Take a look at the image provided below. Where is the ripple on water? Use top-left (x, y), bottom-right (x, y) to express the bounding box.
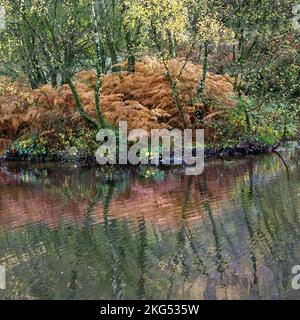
top-left (0, 151), bottom-right (300, 299)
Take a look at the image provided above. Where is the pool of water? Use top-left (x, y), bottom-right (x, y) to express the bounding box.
top-left (1, 149), bottom-right (300, 299)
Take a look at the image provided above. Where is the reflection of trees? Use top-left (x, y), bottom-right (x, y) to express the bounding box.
top-left (238, 155), bottom-right (300, 299)
top-left (240, 182), bottom-right (260, 298)
top-left (200, 178), bottom-right (226, 275)
top-left (167, 177), bottom-right (193, 298)
top-left (255, 186), bottom-right (289, 297)
top-left (85, 180), bottom-right (126, 299)
top-left (137, 215), bottom-right (147, 299)
top-left (199, 178), bottom-right (227, 299)
top-left (103, 183), bottom-right (125, 300)
top-left (1, 152), bottom-right (300, 299)
top-left (165, 176), bottom-right (210, 299)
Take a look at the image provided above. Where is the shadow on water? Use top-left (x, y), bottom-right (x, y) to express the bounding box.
top-left (1, 149), bottom-right (300, 299)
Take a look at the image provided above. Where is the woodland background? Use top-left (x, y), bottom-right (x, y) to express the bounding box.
top-left (0, 0), bottom-right (299, 159)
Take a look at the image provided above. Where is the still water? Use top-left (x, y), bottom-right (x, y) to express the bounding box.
top-left (1, 149), bottom-right (300, 300)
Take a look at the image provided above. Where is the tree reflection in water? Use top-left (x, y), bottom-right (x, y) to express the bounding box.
top-left (0, 150), bottom-right (300, 299)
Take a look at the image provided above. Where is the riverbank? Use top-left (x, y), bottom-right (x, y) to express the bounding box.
top-left (0, 140), bottom-right (276, 166)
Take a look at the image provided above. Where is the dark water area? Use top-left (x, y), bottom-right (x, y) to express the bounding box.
top-left (1, 149), bottom-right (300, 300)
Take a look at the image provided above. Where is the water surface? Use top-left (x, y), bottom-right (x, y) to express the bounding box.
top-left (1, 150), bottom-right (300, 299)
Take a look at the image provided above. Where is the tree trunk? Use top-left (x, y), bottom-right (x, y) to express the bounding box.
top-left (107, 35), bottom-right (119, 72)
top-left (67, 78), bottom-right (99, 129)
top-left (127, 54), bottom-right (135, 73)
top-left (125, 31), bottom-right (135, 73)
top-left (196, 42), bottom-right (208, 102)
top-left (167, 30), bottom-right (176, 58)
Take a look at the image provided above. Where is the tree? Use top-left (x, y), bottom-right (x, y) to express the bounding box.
top-left (123, 0), bottom-right (192, 127)
top-left (188, 0), bottom-right (227, 102)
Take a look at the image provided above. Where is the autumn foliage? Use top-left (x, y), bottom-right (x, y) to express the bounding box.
top-left (0, 58), bottom-right (236, 152)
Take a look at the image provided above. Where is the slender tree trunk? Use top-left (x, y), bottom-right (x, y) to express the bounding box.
top-left (106, 33), bottom-right (120, 72)
top-left (66, 78), bottom-right (99, 129)
top-left (297, 113), bottom-right (300, 147)
top-left (167, 30), bottom-right (176, 58)
top-left (163, 62), bottom-right (188, 128)
top-left (125, 31), bottom-right (135, 73)
top-left (94, 78), bottom-right (107, 129)
top-left (196, 42), bottom-right (208, 102)
top-left (127, 54), bottom-right (135, 73)
top-left (92, 0), bottom-right (107, 128)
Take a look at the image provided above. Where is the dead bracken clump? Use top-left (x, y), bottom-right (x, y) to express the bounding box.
top-left (0, 58), bottom-right (237, 145)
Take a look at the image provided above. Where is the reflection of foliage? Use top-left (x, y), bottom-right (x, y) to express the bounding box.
top-left (1, 152), bottom-right (300, 299)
